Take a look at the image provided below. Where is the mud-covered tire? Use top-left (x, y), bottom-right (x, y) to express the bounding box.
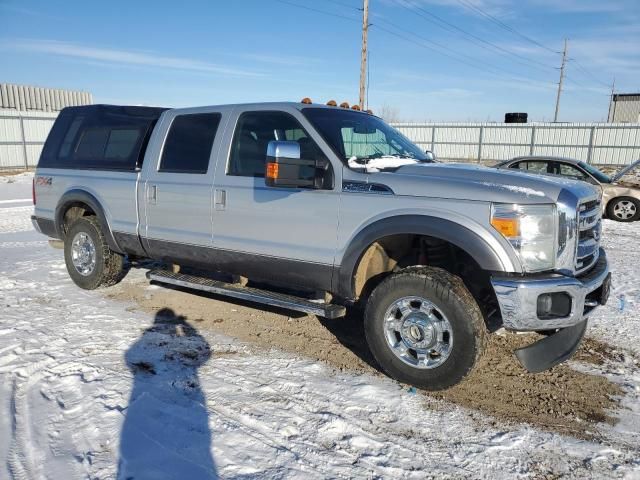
top-left (364, 266), bottom-right (486, 390)
top-left (606, 197), bottom-right (639, 222)
top-left (63, 216), bottom-right (126, 290)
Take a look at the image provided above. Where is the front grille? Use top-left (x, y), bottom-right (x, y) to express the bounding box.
top-left (576, 199), bottom-right (601, 274)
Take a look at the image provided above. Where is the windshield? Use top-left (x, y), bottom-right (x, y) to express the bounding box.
top-left (302, 107), bottom-right (428, 171)
top-left (578, 161), bottom-right (611, 183)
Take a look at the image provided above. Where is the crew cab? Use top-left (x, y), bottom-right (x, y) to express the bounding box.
top-left (31, 102), bottom-right (611, 390)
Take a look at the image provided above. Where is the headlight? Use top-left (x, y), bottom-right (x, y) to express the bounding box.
top-left (491, 203), bottom-right (557, 272)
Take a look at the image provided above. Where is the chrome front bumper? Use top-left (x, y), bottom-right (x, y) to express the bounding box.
top-left (491, 249), bottom-right (610, 331)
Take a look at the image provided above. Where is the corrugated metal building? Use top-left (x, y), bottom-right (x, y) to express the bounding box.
top-left (608, 93), bottom-right (640, 123)
top-left (0, 83), bottom-right (92, 112)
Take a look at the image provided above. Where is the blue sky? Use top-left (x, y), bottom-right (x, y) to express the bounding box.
top-left (1, 0), bottom-right (639, 122)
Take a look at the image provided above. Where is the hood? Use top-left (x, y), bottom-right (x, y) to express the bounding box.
top-left (373, 162), bottom-right (599, 204)
top-left (610, 158), bottom-right (640, 183)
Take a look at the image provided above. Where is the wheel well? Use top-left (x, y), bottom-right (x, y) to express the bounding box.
top-left (353, 234), bottom-right (500, 328)
top-left (61, 202), bottom-right (96, 237)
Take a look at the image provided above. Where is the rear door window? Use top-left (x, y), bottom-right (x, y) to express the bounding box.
top-left (511, 160), bottom-right (552, 174)
top-left (159, 113), bottom-right (221, 174)
top-left (524, 161), bottom-right (551, 174)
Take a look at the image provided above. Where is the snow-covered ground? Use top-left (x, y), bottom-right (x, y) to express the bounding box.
top-left (1, 173), bottom-right (640, 479)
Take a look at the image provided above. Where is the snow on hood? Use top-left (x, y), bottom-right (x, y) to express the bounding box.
top-left (347, 156), bottom-right (421, 172)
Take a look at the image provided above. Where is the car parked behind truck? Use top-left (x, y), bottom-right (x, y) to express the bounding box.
top-left (32, 101), bottom-right (611, 390)
top-left (496, 156), bottom-right (640, 222)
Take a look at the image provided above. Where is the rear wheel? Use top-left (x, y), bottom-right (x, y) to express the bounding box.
top-left (607, 197), bottom-right (639, 222)
top-left (64, 216), bottom-right (126, 290)
top-left (364, 266), bottom-right (486, 390)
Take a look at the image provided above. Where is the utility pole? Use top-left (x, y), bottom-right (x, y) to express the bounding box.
top-left (359, 0), bottom-right (369, 110)
top-left (553, 38), bottom-right (568, 122)
top-left (606, 77), bottom-right (616, 122)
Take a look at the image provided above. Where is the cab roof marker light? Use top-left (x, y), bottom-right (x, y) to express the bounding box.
top-left (326, 100), bottom-right (337, 106)
top-left (351, 105), bottom-right (361, 111)
top-left (301, 97), bottom-right (312, 104)
top-left (340, 102), bottom-right (350, 109)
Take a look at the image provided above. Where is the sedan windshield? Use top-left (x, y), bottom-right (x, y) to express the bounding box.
top-left (302, 107), bottom-right (428, 171)
top-left (578, 161), bottom-right (611, 183)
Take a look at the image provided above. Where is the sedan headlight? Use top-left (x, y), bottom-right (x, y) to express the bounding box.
top-left (491, 204), bottom-right (557, 272)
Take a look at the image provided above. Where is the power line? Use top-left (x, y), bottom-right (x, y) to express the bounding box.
top-left (323, 0), bottom-right (361, 10)
top-left (273, 0), bottom-right (582, 94)
top-left (274, 0), bottom-right (542, 83)
top-left (371, 21), bottom-right (553, 87)
top-left (273, 0), bottom-right (359, 22)
top-left (372, 20), bottom-right (499, 75)
top-left (456, 0), bottom-right (558, 54)
top-left (453, 0), bottom-right (614, 91)
top-left (392, 0), bottom-right (557, 73)
top-left (372, 13), bottom-right (557, 83)
top-left (569, 59), bottom-right (611, 88)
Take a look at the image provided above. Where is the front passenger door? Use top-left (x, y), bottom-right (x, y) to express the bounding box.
top-left (211, 108), bottom-right (340, 291)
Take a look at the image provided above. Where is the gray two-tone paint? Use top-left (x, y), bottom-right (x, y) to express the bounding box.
top-left (34, 102), bottom-right (607, 327)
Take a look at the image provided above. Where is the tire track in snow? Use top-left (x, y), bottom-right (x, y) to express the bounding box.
top-left (7, 357), bottom-right (56, 480)
top-left (201, 358), bottom-right (495, 478)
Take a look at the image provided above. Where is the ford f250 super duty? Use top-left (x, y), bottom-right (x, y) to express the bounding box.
top-left (31, 101), bottom-right (611, 390)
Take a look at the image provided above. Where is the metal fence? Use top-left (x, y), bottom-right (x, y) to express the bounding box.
top-left (3, 113), bottom-right (640, 170)
top-left (393, 122), bottom-right (640, 166)
top-left (0, 110), bottom-right (58, 169)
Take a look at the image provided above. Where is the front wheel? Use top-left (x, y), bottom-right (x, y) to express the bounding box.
top-left (606, 197), bottom-right (639, 222)
top-left (64, 216), bottom-right (126, 290)
top-left (364, 267), bottom-right (486, 390)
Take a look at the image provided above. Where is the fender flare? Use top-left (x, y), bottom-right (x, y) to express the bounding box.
top-left (334, 215), bottom-right (508, 300)
top-left (54, 189), bottom-right (123, 254)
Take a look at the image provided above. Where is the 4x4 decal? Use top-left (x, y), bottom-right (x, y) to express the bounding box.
top-left (35, 176), bottom-right (52, 186)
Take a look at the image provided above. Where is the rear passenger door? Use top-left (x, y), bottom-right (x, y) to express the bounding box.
top-left (140, 108), bottom-right (228, 258)
top-left (211, 107), bottom-right (340, 291)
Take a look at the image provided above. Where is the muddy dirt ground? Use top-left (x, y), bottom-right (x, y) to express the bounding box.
top-left (108, 273), bottom-right (625, 440)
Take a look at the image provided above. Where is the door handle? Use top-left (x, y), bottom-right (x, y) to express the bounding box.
top-left (214, 189), bottom-right (226, 210)
top-left (148, 185), bottom-right (157, 204)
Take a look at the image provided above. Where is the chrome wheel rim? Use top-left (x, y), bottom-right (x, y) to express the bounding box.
top-left (383, 296), bottom-right (453, 369)
top-left (613, 200), bottom-right (636, 220)
top-left (71, 232), bottom-right (96, 276)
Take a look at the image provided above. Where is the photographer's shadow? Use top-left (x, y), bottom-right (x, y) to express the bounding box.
top-left (118, 308), bottom-right (217, 480)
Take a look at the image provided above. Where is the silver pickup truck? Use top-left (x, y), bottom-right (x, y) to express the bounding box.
top-left (31, 101), bottom-right (611, 390)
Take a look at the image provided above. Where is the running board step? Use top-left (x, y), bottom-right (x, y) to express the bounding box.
top-left (146, 269), bottom-right (346, 319)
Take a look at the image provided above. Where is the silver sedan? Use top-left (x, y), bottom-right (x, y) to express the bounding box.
top-left (496, 156), bottom-right (640, 222)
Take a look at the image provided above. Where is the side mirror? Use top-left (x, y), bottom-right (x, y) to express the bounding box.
top-left (423, 150), bottom-right (436, 162)
top-left (265, 140), bottom-right (325, 189)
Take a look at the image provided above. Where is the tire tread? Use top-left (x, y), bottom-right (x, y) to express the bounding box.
top-left (364, 266), bottom-right (487, 390)
top-left (64, 216), bottom-right (126, 290)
